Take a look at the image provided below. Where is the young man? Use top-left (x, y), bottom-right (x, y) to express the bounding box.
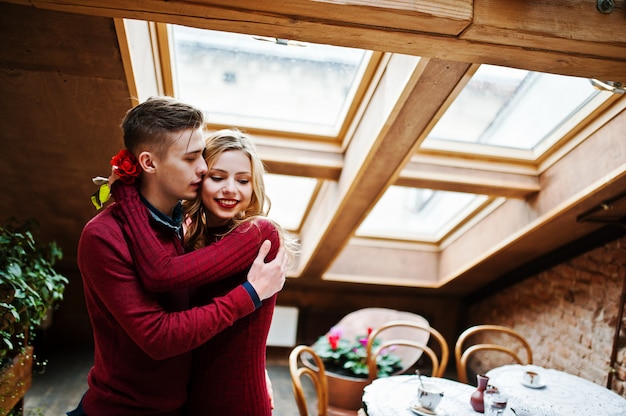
top-left (110, 129), bottom-right (298, 415)
top-left (71, 97), bottom-right (286, 416)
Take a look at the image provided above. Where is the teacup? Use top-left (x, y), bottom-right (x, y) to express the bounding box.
top-left (523, 369), bottom-right (541, 386)
top-left (417, 382), bottom-right (444, 411)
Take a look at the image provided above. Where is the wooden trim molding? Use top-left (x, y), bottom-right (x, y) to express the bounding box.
top-left (3, 0), bottom-right (625, 79)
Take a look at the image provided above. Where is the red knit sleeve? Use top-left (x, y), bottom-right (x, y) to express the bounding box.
top-left (79, 215), bottom-right (257, 360)
top-left (111, 181), bottom-right (280, 292)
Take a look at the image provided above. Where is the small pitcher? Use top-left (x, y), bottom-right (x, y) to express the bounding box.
top-left (470, 374), bottom-right (489, 413)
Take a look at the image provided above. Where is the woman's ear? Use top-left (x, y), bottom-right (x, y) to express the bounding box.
top-left (138, 151), bottom-right (156, 173)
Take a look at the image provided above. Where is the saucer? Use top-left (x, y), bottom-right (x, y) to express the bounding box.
top-left (409, 400), bottom-right (446, 416)
top-left (521, 379), bottom-right (546, 389)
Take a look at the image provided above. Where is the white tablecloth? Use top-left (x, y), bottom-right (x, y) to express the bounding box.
top-left (362, 375), bottom-right (514, 416)
top-left (486, 364), bottom-right (626, 416)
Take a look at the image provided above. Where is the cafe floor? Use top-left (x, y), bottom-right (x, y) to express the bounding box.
top-left (22, 347), bottom-right (453, 415)
top-left (22, 346), bottom-right (308, 416)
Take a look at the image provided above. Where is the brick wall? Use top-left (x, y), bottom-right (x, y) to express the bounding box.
top-left (465, 235), bottom-right (626, 397)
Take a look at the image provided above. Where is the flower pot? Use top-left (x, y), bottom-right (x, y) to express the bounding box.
top-left (0, 346), bottom-right (33, 416)
top-left (326, 371), bottom-right (370, 412)
top-left (302, 355), bottom-right (369, 413)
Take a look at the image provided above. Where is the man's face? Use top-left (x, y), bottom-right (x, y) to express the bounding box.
top-left (153, 127), bottom-right (207, 205)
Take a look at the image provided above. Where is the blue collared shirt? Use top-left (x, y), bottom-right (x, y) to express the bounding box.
top-left (139, 194), bottom-right (184, 239)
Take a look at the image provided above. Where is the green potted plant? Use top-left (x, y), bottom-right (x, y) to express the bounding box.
top-left (310, 327), bottom-right (403, 411)
top-left (313, 327), bottom-right (402, 378)
top-left (0, 218), bottom-right (68, 414)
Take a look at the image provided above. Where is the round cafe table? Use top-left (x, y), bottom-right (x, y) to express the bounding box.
top-left (361, 375), bottom-right (515, 416)
top-left (485, 364), bottom-right (626, 416)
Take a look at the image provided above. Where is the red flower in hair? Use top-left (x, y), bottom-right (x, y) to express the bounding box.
top-left (110, 149), bottom-right (140, 184)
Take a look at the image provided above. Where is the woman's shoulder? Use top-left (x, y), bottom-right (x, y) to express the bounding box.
top-left (235, 217), bottom-right (280, 239)
top-left (250, 217), bottom-right (280, 234)
top-left (248, 216), bottom-right (277, 229)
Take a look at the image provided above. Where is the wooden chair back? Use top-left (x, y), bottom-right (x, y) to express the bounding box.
top-left (320, 308), bottom-right (430, 374)
top-left (289, 345), bottom-right (329, 416)
top-left (365, 320), bottom-right (449, 383)
top-left (455, 324), bottom-right (533, 384)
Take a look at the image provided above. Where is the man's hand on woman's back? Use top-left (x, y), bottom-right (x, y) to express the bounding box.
top-left (247, 240), bottom-right (287, 300)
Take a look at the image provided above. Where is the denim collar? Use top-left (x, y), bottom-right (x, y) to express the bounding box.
top-left (139, 194), bottom-right (184, 237)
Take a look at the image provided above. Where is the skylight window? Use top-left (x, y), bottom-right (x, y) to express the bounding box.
top-left (169, 25), bottom-right (371, 136)
top-left (356, 186), bottom-right (489, 242)
top-left (423, 64), bottom-right (603, 153)
top-left (265, 174), bottom-right (318, 231)
top-left (155, 23), bottom-right (614, 256)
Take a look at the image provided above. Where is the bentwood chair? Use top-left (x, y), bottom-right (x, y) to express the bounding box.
top-left (365, 320), bottom-right (449, 383)
top-left (455, 324), bottom-right (533, 384)
top-left (289, 345), bottom-right (329, 416)
top-left (317, 308), bottom-right (431, 375)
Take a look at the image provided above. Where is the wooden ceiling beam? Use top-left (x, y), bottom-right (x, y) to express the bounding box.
top-left (258, 142), bottom-right (541, 198)
top-left (397, 161), bottom-right (540, 198)
top-left (256, 142), bottom-right (343, 181)
top-left (323, 101), bottom-right (626, 291)
top-left (4, 0), bottom-right (625, 79)
top-left (465, 0), bottom-right (626, 60)
top-left (295, 56), bottom-right (471, 279)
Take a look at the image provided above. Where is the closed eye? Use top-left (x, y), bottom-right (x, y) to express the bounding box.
top-left (186, 150), bottom-right (204, 162)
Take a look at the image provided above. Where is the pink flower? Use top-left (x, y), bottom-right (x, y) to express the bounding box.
top-left (328, 326), bottom-right (343, 350)
top-left (358, 337), bottom-right (368, 348)
top-left (328, 334), bottom-right (340, 350)
top-left (329, 326), bottom-right (343, 338)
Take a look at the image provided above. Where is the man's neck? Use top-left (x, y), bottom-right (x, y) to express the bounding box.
top-left (138, 183), bottom-right (177, 218)
top-left (139, 193), bottom-right (184, 236)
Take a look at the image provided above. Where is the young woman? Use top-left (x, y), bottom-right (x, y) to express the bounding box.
top-left (111, 128), bottom-right (297, 415)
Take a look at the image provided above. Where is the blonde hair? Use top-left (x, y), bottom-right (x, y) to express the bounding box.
top-left (184, 128), bottom-right (298, 259)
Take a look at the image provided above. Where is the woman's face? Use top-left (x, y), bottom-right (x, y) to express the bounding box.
top-left (201, 149), bottom-right (253, 227)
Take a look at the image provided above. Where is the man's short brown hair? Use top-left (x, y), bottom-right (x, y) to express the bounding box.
top-left (122, 96), bottom-right (205, 158)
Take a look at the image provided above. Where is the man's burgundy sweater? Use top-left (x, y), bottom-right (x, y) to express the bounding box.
top-left (111, 181), bottom-right (280, 293)
top-left (110, 182), bottom-right (280, 415)
top-left (78, 191), bottom-right (275, 415)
